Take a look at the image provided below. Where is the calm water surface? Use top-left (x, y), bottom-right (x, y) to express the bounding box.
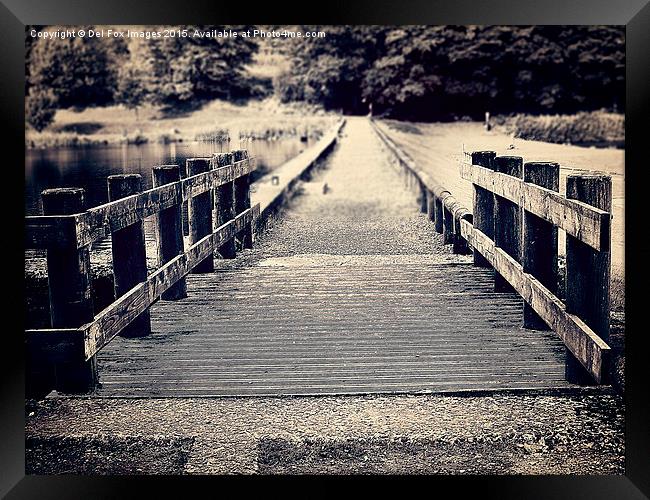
top-left (25, 137), bottom-right (313, 216)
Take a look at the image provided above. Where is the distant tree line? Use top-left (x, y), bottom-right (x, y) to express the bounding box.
top-left (26, 25), bottom-right (625, 131)
top-left (276, 25), bottom-right (625, 120)
top-left (25, 25), bottom-right (268, 131)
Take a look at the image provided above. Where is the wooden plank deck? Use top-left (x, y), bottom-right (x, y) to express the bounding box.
top-left (94, 117), bottom-right (571, 397)
top-left (95, 254), bottom-right (570, 397)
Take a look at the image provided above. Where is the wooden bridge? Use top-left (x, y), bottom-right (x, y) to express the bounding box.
top-left (24, 117), bottom-right (613, 398)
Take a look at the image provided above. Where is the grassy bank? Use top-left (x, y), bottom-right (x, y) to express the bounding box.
top-left (493, 111), bottom-right (624, 149)
top-left (26, 97), bottom-right (338, 149)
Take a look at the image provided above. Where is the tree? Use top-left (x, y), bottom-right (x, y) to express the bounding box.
top-left (26, 86), bottom-right (57, 131)
top-left (114, 58), bottom-right (148, 120)
top-left (28, 26), bottom-right (126, 109)
top-left (276, 25), bottom-right (625, 120)
top-left (276, 26), bottom-right (386, 113)
top-left (140, 25), bottom-right (260, 108)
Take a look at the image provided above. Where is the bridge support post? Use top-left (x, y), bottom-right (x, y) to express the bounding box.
top-left (453, 212), bottom-right (472, 255)
top-left (443, 203), bottom-right (454, 245)
top-left (426, 189), bottom-right (435, 222)
top-left (213, 153), bottom-right (237, 259)
top-left (419, 181), bottom-right (428, 213)
top-left (493, 156), bottom-right (524, 293)
top-left (187, 158), bottom-right (215, 273)
top-left (41, 188), bottom-right (97, 394)
top-left (471, 151), bottom-right (497, 268)
top-left (107, 174), bottom-right (151, 337)
top-left (565, 175), bottom-right (612, 385)
top-left (153, 165), bottom-right (187, 300)
top-left (522, 162), bottom-right (560, 330)
top-left (233, 150), bottom-right (253, 250)
top-left (434, 196), bottom-right (444, 233)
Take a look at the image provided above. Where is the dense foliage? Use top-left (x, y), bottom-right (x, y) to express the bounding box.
top-left (25, 25), bottom-right (625, 130)
top-left (137, 26), bottom-right (261, 107)
top-left (279, 25), bottom-right (625, 120)
top-left (26, 25), bottom-right (264, 130)
top-left (275, 26), bottom-right (387, 113)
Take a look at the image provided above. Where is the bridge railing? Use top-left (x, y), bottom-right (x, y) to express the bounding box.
top-left (25, 150), bottom-right (259, 395)
top-left (371, 119), bottom-right (612, 385)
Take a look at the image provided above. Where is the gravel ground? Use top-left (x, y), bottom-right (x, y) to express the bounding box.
top-left (26, 390), bottom-right (624, 475)
top-left (249, 118), bottom-right (450, 257)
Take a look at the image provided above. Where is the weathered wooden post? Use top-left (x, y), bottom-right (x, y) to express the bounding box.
top-left (213, 153), bottom-right (236, 259)
top-left (426, 189), bottom-right (435, 223)
top-left (180, 162), bottom-right (190, 237)
top-left (42, 188), bottom-right (97, 393)
top-left (107, 174), bottom-right (151, 337)
top-left (471, 151), bottom-right (497, 268)
top-left (434, 196), bottom-right (444, 234)
top-left (493, 156), bottom-right (524, 292)
top-left (442, 203), bottom-right (454, 245)
top-left (522, 162), bottom-right (560, 329)
top-left (453, 211), bottom-right (472, 255)
top-left (186, 158), bottom-right (214, 273)
top-left (152, 165), bottom-right (187, 300)
top-left (233, 149), bottom-right (253, 249)
top-left (565, 175), bottom-right (612, 384)
top-left (419, 181), bottom-right (427, 213)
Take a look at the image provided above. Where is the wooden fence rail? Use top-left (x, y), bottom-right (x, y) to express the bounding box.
top-left (371, 119), bottom-right (612, 385)
top-left (25, 152), bottom-right (259, 396)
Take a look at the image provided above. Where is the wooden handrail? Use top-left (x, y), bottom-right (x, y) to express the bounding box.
top-left (460, 161), bottom-right (610, 251)
top-left (25, 158), bottom-right (254, 250)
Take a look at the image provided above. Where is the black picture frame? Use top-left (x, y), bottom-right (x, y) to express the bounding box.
top-left (4, 1), bottom-right (649, 497)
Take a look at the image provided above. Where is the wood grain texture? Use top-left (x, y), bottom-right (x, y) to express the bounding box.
top-left (107, 174), bottom-right (151, 338)
top-left (522, 162), bottom-right (560, 330)
top-left (40, 188), bottom-right (97, 393)
top-left (493, 156), bottom-right (523, 293)
top-left (565, 175), bottom-right (612, 384)
top-left (460, 162), bottom-right (610, 251)
top-left (152, 166), bottom-right (187, 301)
top-left (187, 158), bottom-right (214, 273)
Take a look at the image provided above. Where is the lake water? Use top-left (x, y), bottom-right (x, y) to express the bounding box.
top-left (25, 137), bottom-right (314, 216)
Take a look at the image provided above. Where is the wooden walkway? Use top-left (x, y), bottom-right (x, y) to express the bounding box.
top-left (94, 118), bottom-right (570, 397)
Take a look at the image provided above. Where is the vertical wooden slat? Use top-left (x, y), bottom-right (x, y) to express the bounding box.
top-left (213, 153), bottom-right (237, 259)
top-left (187, 158), bottom-right (214, 273)
top-left (522, 162), bottom-right (560, 329)
top-left (493, 156), bottom-right (523, 293)
top-left (565, 174), bottom-right (612, 384)
top-left (152, 165), bottom-right (187, 300)
top-left (471, 151), bottom-right (497, 268)
top-left (107, 174), bottom-right (151, 337)
top-left (41, 188), bottom-right (97, 393)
